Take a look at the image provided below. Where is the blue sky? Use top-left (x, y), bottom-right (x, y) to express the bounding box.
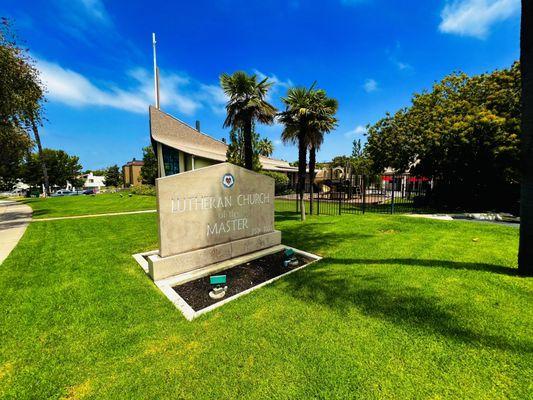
top-left (2, 0), bottom-right (520, 170)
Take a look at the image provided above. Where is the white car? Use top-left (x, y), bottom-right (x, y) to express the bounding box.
top-left (51, 189), bottom-right (76, 197)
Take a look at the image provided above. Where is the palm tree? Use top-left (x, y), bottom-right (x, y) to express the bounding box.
top-left (279, 85), bottom-right (337, 220)
top-left (258, 138), bottom-right (274, 157)
top-left (307, 92), bottom-right (338, 214)
top-left (220, 71), bottom-right (277, 170)
top-left (519, 0), bottom-right (533, 276)
top-left (279, 87), bottom-right (313, 221)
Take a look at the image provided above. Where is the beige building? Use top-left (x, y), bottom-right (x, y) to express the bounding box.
top-left (149, 106), bottom-right (297, 182)
top-left (122, 159), bottom-right (144, 186)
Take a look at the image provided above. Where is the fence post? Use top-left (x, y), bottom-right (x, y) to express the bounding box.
top-left (338, 192), bottom-right (342, 215)
top-left (362, 175), bottom-right (366, 214)
top-left (317, 192), bottom-right (320, 215)
top-left (391, 175), bottom-right (395, 214)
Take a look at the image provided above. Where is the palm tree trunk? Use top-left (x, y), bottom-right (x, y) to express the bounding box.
top-left (519, 0), bottom-right (533, 276)
top-left (243, 118), bottom-right (253, 170)
top-left (298, 127), bottom-right (307, 221)
top-left (309, 145), bottom-right (316, 215)
top-left (31, 120), bottom-right (49, 196)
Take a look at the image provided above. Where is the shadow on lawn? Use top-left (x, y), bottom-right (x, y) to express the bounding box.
top-left (275, 211), bottom-right (301, 222)
top-left (283, 261), bottom-right (530, 353)
top-left (279, 225), bottom-right (374, 255)
top-left (334, 258), bottom-right (519, 276)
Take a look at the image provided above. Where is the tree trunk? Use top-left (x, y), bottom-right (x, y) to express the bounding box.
top-left (297, 125), bottom-right (307, 221)
top-left (519, 0), bottom-right (533, 276)
top-left (31, 120), bottom-right (49, 196)
top-left (243, 118), bottom-right (253, 170)
top-left (309, 145), bottom-right (316, 215)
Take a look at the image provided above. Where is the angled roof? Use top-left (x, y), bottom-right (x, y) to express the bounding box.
top-left (123, 160), bottom-right (144, 167)
top-left (149, 106), bottom-right (297, 173)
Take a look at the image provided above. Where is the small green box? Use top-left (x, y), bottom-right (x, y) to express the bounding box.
top-left (210, 275), bottom-right (227, 285)
top-left (284, 248), bottom-right (295, 258)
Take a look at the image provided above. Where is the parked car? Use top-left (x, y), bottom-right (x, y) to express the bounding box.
top-left (51, 189), bottom-right (76, 197)
top-left (82, 188), bottom-right (96, 195)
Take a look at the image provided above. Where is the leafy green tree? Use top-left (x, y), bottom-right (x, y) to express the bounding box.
top-left (261, 171), bottom-right (290, 195)
top-left (519, 0), bottom-right (533, 276)
top-left (84, 168), bottom-right (106, 176)
top-left (257, 138), bottom-right (274, 157)
top-left (24, 149), bottom-right (82, 190)
top-left (351, 139), bottom-right (373, 175)
top-left (140, 146), bottom-right (157, 185)
top-left (220, 71), bottom-right (277, 170)
top-left (226, 125), bottom-right (262, 171)
top-left (104, 165), bottom-right (122, 187)
top-left (331, 155), bottom-right (351, 169)
top-left (71, 176), bottom-right (86, 190)
top-left (0, 18), bottom-right (49, 194)
top-left (365, 62), bottom-right (521, 211)
top-left (0, 125), bottom-right (32, 190)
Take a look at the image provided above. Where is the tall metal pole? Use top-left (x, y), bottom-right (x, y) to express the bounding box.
top-left (152, 33), bottom-right (159, 109)
top-left (152, 33), bottom-right (165, 178)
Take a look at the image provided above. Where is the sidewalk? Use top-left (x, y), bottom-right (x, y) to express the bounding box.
top-left (0, 200), bottom-right (33, 264)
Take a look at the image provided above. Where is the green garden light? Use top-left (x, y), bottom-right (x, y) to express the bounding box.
top-left (209, 275), bottom-right (227, 299)
top-left (283, 248), bottom-right (299, 268)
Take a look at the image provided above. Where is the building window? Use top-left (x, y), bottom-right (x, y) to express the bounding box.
top-left (162, 144), bottom-right (180, 176)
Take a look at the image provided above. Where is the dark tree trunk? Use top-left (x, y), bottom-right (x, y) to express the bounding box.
top-left (309, 145), bottom-right (316, 215)
top-left (243, 118), bottom-right (253, 170)
top-left (519, 0), bottom-right (533, 276)
top-left (31, 120), bottom-right (49, 196)
top-left (297, 123), bottom-right (307, 221)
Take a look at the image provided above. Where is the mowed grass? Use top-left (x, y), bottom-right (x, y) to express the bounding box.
top-left (20, 192), bottom-right (156, 219)
top-left (0, 212), bottom-right (532, 399)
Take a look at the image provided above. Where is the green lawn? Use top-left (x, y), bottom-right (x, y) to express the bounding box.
top-left (20, 192), bottom-right (156, 219)
top-left (0, 211), bottom-right (531, 399)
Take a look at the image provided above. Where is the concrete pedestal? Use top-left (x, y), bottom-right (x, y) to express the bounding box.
top-left (148, 230), bottom-right (281, 281)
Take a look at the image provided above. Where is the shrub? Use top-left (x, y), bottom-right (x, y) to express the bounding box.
top-left (261, 171), bottom-right (290, 195)
top-left (129, 185), bottom-right (156, 196)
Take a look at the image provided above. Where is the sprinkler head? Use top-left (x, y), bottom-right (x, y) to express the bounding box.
top-left (209, 285), bottom-right (228, 299)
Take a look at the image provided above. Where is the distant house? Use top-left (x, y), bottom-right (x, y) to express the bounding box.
top-left (80, 172), bottom-right (106, 191)
top-left (122, 159), bottom-right (144, 187)
top-left (10, 180), bottom-right (30, 196)
top-left (149, 106), bottom-right (298, 184)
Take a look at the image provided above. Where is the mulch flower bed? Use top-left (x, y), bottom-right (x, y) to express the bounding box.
top-left (173, 250), bottom-right (314, 311)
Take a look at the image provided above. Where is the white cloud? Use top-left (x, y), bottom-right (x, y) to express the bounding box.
top-left (363, 79), bottom-right (378, 93)
top-left (52, 0), bottom-right (113, 43)
top-left (36, 59), bottom-right (292, 119)
top-left (37, 59), bottom-right (212, 116)
top-left (439, 0), bottom-right (520, 39)
top-left (252, 69), bottom-right (294, 99)
top-left (344, 125), bottom-right (367, 138)
top-left (78, 0), bottom-right (110, 24)
top-left (38, 59), bottom-right (147, 113)
top-left (274, 139), bottom-right (282, 145)
top-left (196, 84), bottom-right (228, 115)
top-left (396, 61), bottom-right (412, 71)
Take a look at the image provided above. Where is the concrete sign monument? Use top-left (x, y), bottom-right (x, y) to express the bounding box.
top-left (148, 163), bottom-right (281, 280)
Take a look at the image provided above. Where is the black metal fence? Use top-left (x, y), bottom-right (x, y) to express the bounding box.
top-left (275, 174), bottom-right (433, 216)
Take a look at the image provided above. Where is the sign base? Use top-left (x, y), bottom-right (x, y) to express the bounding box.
top-left (147, 230), bottom-right (281, 281)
